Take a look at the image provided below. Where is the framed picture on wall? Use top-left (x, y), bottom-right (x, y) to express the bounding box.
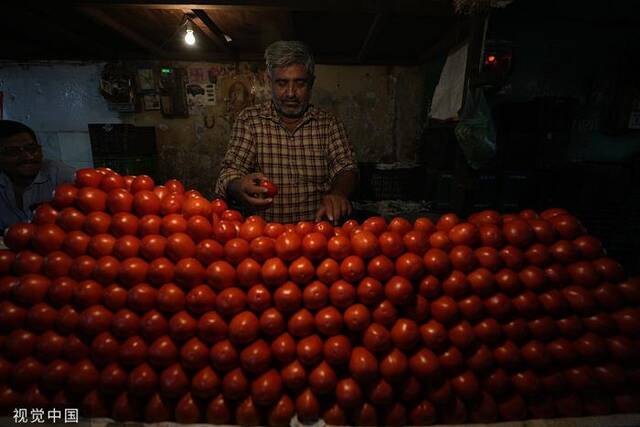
top-left (143, 93), bottom-right (161, 111)
top-left (137, 68), bottom-right (156, 92)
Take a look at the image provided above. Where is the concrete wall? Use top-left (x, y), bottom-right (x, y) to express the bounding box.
top-left (1, 61), bottom-right (426, 196)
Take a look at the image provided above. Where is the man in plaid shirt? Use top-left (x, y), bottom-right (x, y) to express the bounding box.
top-left (215, 41), bottom-right (358, 224)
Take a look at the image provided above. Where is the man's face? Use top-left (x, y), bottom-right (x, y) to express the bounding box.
top-left (0, 132), bottom-right (43, 179)
top-left (270, 63), bottom-right (313, 119)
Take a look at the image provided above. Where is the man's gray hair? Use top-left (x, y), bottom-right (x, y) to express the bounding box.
top-left (265, 40), bottom-right (315, 78)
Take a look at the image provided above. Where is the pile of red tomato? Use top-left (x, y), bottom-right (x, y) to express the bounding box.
top-left (1, 167), bottom-right (639, 425)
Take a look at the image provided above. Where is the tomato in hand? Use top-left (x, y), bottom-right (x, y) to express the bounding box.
top-left (260, 179), bottom-right (278, 198)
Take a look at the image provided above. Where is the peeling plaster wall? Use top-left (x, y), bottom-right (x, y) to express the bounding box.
top-left (1, 61), bottom-right (426, 196)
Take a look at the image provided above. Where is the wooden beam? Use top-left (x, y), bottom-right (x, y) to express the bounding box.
top-left (75, 1), bottom-right (454, 16)
top-left (357, 13), bottom-right (384, 63)
top-left (191, 9), bottom-right (234, 53)
top-left (78, 6), bottom-right (169, 57)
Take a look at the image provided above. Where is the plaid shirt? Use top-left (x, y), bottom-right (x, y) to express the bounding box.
top-left (215, 101), bottom-right (357, 223)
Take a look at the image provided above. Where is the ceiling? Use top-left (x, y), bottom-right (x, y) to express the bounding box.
top-left (0, 1), bottom-right (468, 65)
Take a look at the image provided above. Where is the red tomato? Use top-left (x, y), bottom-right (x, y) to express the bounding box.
top-left (76, 187), bottom-right (107, 213)
top-left (206, 260), bottom-right (238, 290)
top-left (384, 276), bottom-right (413, 307)
top-left (264, 222), bottom-right (285, 238)
top-left (52, 183), bottom-right (78, 208)
top-left (182, 197), bottom-right (212, 219)
top-left (164, 179), bottom-right (185, 194)
top-left (75, 168), bottom-right (102, 188)
top-left (83, 211), bottom-right (111, 236)
top-left (478, 224), bottom-right (505, 248)
top-left (113, 235), bottom-right (141, 260)
top-left (14, 274), bottom-right (51, 305)
top-left (551, 214), bottom-right (586, 239)
top-left (378, 231), bottom-right (404, 258)
top-left (362, 216), bottom-right (387, 236)
top-left (260, 179), bottom-right (278, 198)
top-left (275, 231), bottom-right (302, 261)
top-left (106, 188), bottom-right (133, 213)
top-left (502, 219), bottom-right (535, 248)
top-left (528, 218), bottom-right (557, 244)
top-left (403, 230), bottom-right (430, 255)
top-left (100, 173), bottom-right (125, 192)
top-left (301, 232), bottom-right (327, 260)
top-left (57, 207), bottom-right (86, 231)
top-left (33, 203), bottom-right (59, 224)
top-left (327, 235), bottom-right (351, 260)
top-left (351, 230), bottom-right (380, 258)
top-left (414, 217), bottom-right (435, 234)
top-left (236, 258), bottom-right (262, 288)
top-left (238, 220), bottom-right (264, 241)
top-left (110, 212), bottom-right (139, 237)
top-left (573, 235), bottom-right (604, 259)
top-left (436, 213), bottom-right (460, 231)
top-left (159, 194), bottom-right (183, 216)
top-left (32, 223), bottom-right (65, 254)
top-left (424, 248), bottom-right (451, 277)
top-left (4, 222), bottom-right (36, 251)
top-left (197, 239), bottom-right (224, 265)
top-left (339, 255), bottom-right (365, 283)
top-left (257, 258), bottom-right (286, 287)
top-left (289, 256), bottom-right (315, 285)
top-left (130, 175), bottom-right (155, 193)
top-left (213, 220), bottom-right (238, 243)
top-left (133, 190), bottom-right (160, 216)
top-left (395, 252), bottom-right (424, 280)
top-left (166, 232), bottom-right (196, 261)
top-left (449, 222), bottom-right (480, 246)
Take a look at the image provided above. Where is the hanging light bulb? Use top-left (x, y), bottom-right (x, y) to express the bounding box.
top-left (184, 20), bottom-right (196, 46)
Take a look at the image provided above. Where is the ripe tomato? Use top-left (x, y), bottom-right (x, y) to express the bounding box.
top-left (395, 253), bottom-right (424, 280)
top-left (110, 212), bottom-right (139, 237)
top-left (113, 235), bottom-right (141, 260)
top-left (75, 168), bottom-right (102, 188)
top-left (76, 187), bottom-right (107, 213)
top-left (236, 258), bottom-right (262, 288)
top-left (289, 257), bottom-right (315, 284)
top-left (362, 216), bottom-right (387, 236)
top-left (449, 222), bottom-right (480, 246)
top-left (274, 231), bottom-right (301, 261)
top-left (133, 190), bottom-right (160, 216)
top-left (130, 175), bottom-right (155, 193)
top-left (166, 232), bottom-right (196, 261)
top-left (404, 230), bottom-right (430, 255)
top-left (106, 188), bottom-right (133, 214)
top-left (159, 194), bottom-right (183, 216)
top-left (182, 197), bottom-right (212, 219)
top-left (206, 260), bottom-right (238, 290)
top-left (327, 235), bottom-right (351, 260)
top-left (414, 217), bottom-right (435, 234)
top-left (213, 220), bottom-right (238, 243)
top-left (175, 258), bottom-right (206, 288)
top-left (436, 213), bottom-right (460, 231)
top-left (52, 183), bottom-right (78, 209)
top-left (260, 179), bottom-right (278, 198)
top-left (239, 220), bottom-right (264, 241)
top-left (88, 233), bottom-right (116, 258)
top-left (301, 232), bottom-right (328, 260)
top-left (32, 223), bottom-right (65, 254)
top-left (83, 212), bottom-right (112, 236)
top-left (33, 203), bottom-right (59, 224)
top-left (351, 230), bottom-right (379, 259)
top-left (57, 207), bottom-right (86, 231)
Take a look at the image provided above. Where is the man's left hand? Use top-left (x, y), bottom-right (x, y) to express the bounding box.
top-left (315, 194), bottom-right (352, 224)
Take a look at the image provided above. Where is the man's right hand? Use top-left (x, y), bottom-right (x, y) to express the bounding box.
top-left (228, 173), bottom-right (274, 207)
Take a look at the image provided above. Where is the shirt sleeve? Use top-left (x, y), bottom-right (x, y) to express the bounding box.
top-left (326, 115), bottom-right (358, 184)
top-left (214, 112), bottom-right (257, 198)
